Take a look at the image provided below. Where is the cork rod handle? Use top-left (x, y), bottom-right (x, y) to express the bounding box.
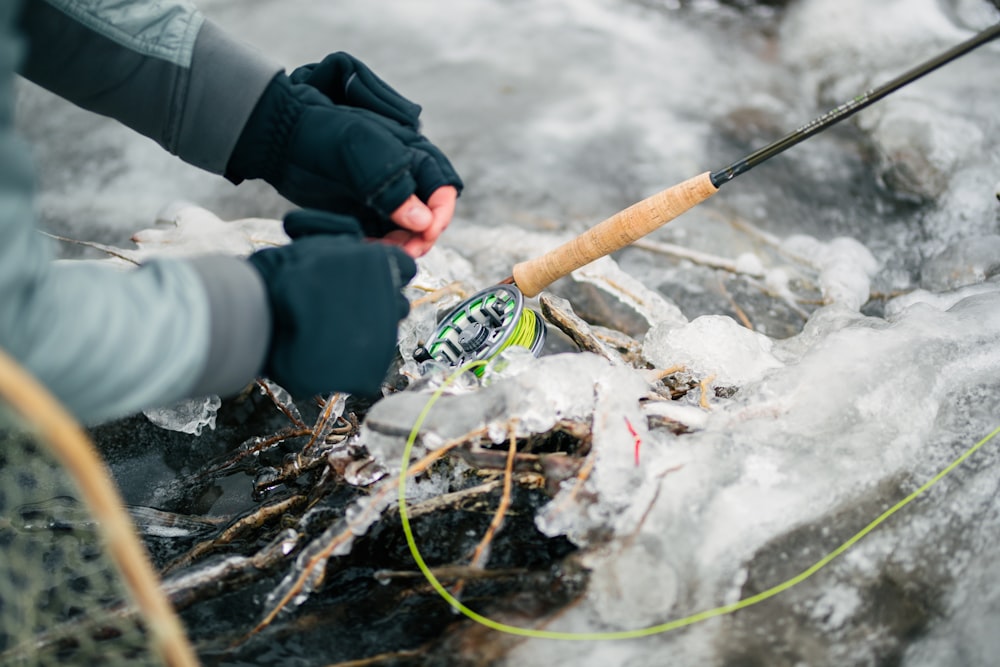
top-left (510, 171), bottom-right (718, 297)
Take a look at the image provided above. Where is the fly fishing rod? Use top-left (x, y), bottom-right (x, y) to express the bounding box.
top-left (506, 21), bottom-right (1000, 298)
top-left (415, 22), bottom-right (999, 372)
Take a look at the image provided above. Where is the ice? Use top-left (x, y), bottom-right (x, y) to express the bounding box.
top-left (572, 257), bottom-right (689, 329)
top-left (395, 300), bottom-right (442, 376)
top-left (782, 0), bottom-right (1000, 257)
top-left (584, 534), bottom-right (681, 629)
top-left (641, 399), bottom-right (709, 433)
top-left (506, 287), bottom-right (1000, 665)
top-left (642, 315), bottom-right (784, 386)
top-left (364, 352), bottom-right (644, 466)
top-left (142, 395), bottom-right (221, 436)
top-left (26, 0), bottom-right (1000, 662)
top-left (884, 281), bottom-right (1000, 322)
top-left (919, 235), bottom-right (1000, 291)
top-left (780, 234), bottom-right (879, 311)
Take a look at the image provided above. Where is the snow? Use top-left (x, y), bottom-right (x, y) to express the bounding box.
top-left (20, 0), bottom-right (1000, 663)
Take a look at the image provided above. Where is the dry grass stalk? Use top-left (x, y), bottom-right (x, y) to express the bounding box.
top-left (699, 374), bottom-right (717, 410)
top-left (718, 275), bottom-right (754, 330)
top-left (410, 281), bottom-right (469, 308)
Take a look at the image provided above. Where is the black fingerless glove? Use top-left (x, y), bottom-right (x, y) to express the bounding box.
top-left (226, 54), bottom-right (462, 237)
top-left (288, 52), bottom-right (422, 129)
top-left (247, 210), bottom-right (417, 398)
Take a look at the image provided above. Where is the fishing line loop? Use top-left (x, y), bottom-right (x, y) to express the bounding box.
top-left (397, 361), bottom-right (1000, 640)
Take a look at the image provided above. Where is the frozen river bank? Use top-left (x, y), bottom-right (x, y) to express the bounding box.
top-left (15, 0), bottom-right (1000, 665)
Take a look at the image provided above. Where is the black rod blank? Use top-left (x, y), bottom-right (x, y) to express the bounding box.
top-left (709, 22), bottom-right (1000, 188)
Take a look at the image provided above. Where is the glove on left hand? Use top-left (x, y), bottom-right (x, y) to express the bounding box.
top-left (247, 209), bottom-right (416, 398)
top-left (227, 58), bottom-right (462, 238)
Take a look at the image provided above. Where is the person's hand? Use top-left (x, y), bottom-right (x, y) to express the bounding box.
top-left (286, 53), bottom-right (457, 256)
top-left (227, 55), bottom-right (462, 257)
top-left (247, 209), bottom-right (416, 398)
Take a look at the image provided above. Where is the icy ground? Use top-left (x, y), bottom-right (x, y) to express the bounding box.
top-left (16, 0), bottom-right (1000, 665)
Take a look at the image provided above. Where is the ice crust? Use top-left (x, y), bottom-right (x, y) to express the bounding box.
top-left (143, 395), bottom-right (221, 436)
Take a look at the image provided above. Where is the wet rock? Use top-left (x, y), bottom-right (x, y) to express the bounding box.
top-left (919, 235), bottom-right (1000, 291)
top-left (868, 105), bottom-right (982, 203)
top-left (721, 476), bottom-right (948, 667)
top-left (550, 279), bottom-right (653, 338)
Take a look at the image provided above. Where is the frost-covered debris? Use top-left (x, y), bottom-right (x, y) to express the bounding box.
top-left (538, 293), bottom-right (636, 366)
top-left (365, 353), bottom-right (644, 462)
top-left (138, 202), bottom-right (290, 257)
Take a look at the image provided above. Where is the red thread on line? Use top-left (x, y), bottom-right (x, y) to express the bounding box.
top-left (624, 416), bottom-right (641, 466)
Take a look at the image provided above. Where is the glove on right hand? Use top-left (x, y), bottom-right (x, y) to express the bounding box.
top-left (247, 210), bottom-right (417, 398)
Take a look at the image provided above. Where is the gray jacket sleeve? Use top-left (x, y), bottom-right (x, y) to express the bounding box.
top-left (0, 0), bottom-right (273, 424)
top-left (18, 0), bottom-right (282, 172)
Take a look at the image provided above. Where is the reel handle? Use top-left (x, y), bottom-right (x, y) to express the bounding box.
top-left (510, 171), bottom-right (718, 297)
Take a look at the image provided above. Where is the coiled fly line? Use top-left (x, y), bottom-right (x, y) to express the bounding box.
top-left (397, 361), bottom-right (1000, 640)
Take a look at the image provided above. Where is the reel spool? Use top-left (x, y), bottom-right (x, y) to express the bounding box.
top-left (414, 284), bottom-right (546, 374)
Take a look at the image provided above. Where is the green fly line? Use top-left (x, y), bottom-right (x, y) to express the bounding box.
top-left (461, 306), bottom-right (542, 377)
top-left (505, 309), bottom-right (541, 352)
top-left (396, 360), bottom-right (1000, 640)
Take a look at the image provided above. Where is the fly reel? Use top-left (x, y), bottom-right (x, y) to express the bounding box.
top-left (414, 284), bottom-right (546, 373)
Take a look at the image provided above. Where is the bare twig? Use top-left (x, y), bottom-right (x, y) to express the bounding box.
top-left (40, 231), bottom-right (141, 265)
top-left (469, 422), bottom-right (517, 569)
top-left (718, 275), bottom-right (754, 330)
top-left (542, 448), bottom-right (597, 525)
top-left (161, 494), bottom-right (309, 575)
top-left (640, 364), bottom-right (686, 384)
top-left (452, 428), bottom-right (519, 599)
top-left (632, 238), bottom-right (759, 277)
top-left (410, 281), bottom-right (469, 308)
top-left (302, 393), bottom-right (346, 455)
top-left (257, 379), bottom-right (307, 428)
top-left (323, 647), bottom-right (428, 667)
top-left (201, 427), bottom-right (313, 476)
